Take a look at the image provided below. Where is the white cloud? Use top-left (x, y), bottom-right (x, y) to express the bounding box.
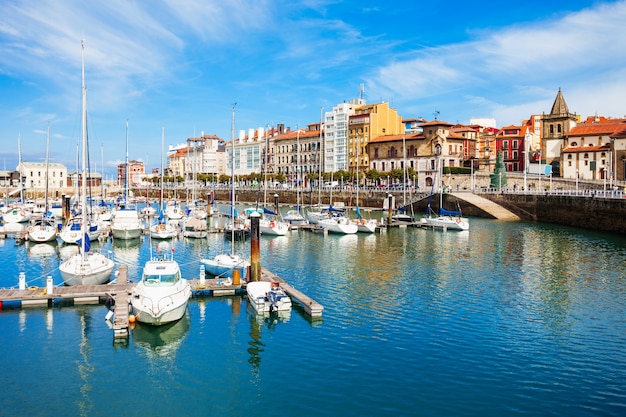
top-left (366, 0), bottom-right (626, 125)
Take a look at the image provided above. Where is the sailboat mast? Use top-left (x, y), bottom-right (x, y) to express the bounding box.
top-left (124, 119), bottom-right (129, 205)
top-left (100, 143), bottom-right (105, 200)
top-left (17, 133), bottom-right (23, 203)
top-left (80, 40), bottom-right (88, 258)
top-left (402, 135), bottom-right (407, 206)
top-left (231, 103), bottom-right (236, 251)
top-left (318, 107), bottom-right (323, 206)
top-left (296, 126), bottom-right (300, 192)
top-left (355, 133), bottom-right (359, 207)
top-left (263, 127), bottom-right (268, 208)
top-left (160, 127), bottom-right (164, 212)
top-left (45, 123), bottom-right (50, 213)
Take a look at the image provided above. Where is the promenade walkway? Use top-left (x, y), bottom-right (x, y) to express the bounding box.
top-left (451, 192), bottom-right (520, 221)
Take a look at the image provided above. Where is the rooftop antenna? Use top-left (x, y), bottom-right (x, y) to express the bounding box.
top-left (359, 83), bottom-right (364, 101)
top-left (433, 110), bottom-right (440, 120)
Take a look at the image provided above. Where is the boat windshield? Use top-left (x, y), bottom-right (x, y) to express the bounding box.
top-left (143, 273), bottom-right (180, 286)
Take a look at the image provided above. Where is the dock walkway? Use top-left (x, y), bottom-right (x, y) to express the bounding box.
top-left (0, 270), bottom-right (323, 318)
top-left (452, 192), bottom-right (520, 220)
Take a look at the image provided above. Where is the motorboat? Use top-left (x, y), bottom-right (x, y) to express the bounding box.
top-left (131, 252), bottom-right (191, 326)
top-left (200, 253), bottom-right (250, 278)
top-left (246, 281), bottom-right (292, 313)
top-left (110, 207), bottom-right (143, 240)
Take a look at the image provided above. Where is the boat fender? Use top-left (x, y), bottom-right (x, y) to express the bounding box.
top-left (20, 211), bottom-right (25, 216)
top-left (270, 221), bottom-right (275, 228)
top-left (456, 218), bottom-right (461, 224)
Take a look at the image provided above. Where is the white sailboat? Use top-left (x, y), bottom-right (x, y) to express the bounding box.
top-left (422, 150), bottom-right (469, 231)
top-left (110, 120), bottom-right (143, 240)
top-left (131, 243), bottom-right (191, 326)
top-left (27, 124), bottom-right (58, 243)
top-left (5, 134), bottom-right (33, 224)
top-left (351, 135), bottom-right (377, 233)
top-left (201, 104), bottom-right (250, 277)
top-left (258, 139), bottom-right (289, 236)
top-left (59, 41), bottom-right (115, 286)
top-left (150, 128), bottom-right (177, 239)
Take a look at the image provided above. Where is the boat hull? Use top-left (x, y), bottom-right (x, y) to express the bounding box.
top-left (246, 281), bottom-right (292, 313)
top-left (131, 260), bottom-right (191, 326)
top-left (319, 217), bottom-right (358, 234)
top-left (131, 293), bottom-right (190, 326)
top-left (259, 219), bottom-right (289, 236)
top-left (422, 216), bottom-right (469, 231)
top-left (200, 254), bottom-right (250, 278)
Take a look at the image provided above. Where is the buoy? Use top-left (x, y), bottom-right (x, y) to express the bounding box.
top-left (129, 314), bottom-right (136, 323)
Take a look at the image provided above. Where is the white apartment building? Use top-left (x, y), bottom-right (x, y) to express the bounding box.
top-left (324, 99), bottom-right (365, 172)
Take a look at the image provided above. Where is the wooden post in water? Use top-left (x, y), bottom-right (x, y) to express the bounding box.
top-left (387, 194), bottom-right (393, 225)
top-left (249, 211), bottom-right (261, 281)
top-left (63, 195), bottom-right (71, 220)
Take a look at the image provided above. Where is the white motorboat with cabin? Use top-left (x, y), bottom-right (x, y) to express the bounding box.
top-left (131, 247), bottom-right (191, 326)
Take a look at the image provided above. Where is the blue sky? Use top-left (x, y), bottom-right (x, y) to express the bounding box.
top-left (2, 0), bottom-right (626, 178)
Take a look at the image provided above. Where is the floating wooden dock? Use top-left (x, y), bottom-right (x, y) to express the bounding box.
top-left (0, 269), bottom-right (323, 320)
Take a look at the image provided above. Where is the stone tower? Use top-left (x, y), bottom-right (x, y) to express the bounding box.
top-left (541, 88), bottom-right (578, 175)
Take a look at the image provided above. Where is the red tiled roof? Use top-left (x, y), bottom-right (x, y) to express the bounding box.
top-left (420, 120), bottom-right (453, 127)
top-left (562, 145), bottom-right (609, 153)
top-left (567, 121), bottom-right (626, 136)
top-left (369, 133), bottom-right (423, 143)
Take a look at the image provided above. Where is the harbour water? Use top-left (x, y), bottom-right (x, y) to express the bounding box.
top-left (1, 216), bottom-right (625, 416)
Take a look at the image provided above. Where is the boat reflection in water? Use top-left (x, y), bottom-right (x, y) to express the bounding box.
top-left (132, 313), bottom-right (190, 361)
top-left (26, 240), bottom-right (58, 259)
top-left (111, 237), bottom-right (142, 279)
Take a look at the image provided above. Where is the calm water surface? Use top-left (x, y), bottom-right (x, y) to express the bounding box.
top-left (1, 216), bottom-right (625, 417)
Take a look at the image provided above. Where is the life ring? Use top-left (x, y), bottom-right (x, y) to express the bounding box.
top-left (28, 226), bottom-right (33, 233)
top-left (270, 221), bottom-right (275, 228)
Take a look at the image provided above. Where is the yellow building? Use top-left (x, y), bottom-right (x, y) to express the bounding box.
top-left (348, 102), bottom-right (403, 174)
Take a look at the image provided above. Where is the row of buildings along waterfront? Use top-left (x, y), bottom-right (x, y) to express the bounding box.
top-left (3, 89), bottom-right (625, 194)
top-left (162, 89), bottom-right (624, 189)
